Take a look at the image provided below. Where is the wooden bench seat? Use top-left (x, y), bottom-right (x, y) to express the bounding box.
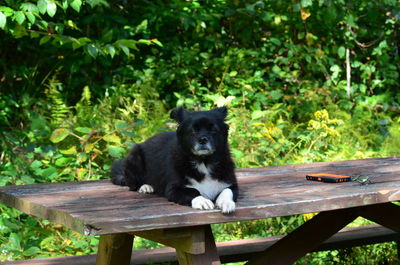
top-left (4, 224), bottom-right (400, 265)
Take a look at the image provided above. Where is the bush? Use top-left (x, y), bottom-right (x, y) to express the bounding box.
top-left (1, 0), bottom-right (400, 263)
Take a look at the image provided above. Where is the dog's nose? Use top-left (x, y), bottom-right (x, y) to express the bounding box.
top-left (198, 136), bottom-right (208, 145)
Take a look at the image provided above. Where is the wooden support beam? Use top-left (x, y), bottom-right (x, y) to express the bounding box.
top-left (359, 202), bottom-right (400, 232)
top-left (176, 225), bottom-right (221, 265)
top-left (246, 207), bottom-right (359, 265)
top-left (96, 233), bottom-right (134, 265)
top-left (132, 226), bottom-right (205, 254)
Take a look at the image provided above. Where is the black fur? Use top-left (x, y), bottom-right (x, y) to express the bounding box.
top-left (111, 107), bottom-right (238, 209)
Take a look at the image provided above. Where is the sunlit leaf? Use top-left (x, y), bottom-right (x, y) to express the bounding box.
top-left (25, 12), bottom-right (36, 24)
top-left (37, 0), bottom-right (48, 14)
top-left (9, 233), bottom-right (21, 250)
top-left (75, 127), bottom-right (92, 133)
top-left (55, 157), bottom-right (73, 167)
top-left (70, 0), bottom-right (82, 12)
top-left (338, 46), bottom-right (346, 58)
top-left (60, 146), bottom-right (77, 155)
top-left (103, 134), bottom-right (121, 144)
top-left (300, 8), bottom-right (310, 20)
top-left (50, 128), bottom-right (70, 143)
top-left (21, 3), bottom-right (39, 12)
top-left (47, 2), bottom-right (57, 17)
top-left (14, 11), bottom-right (25, 25)
top-left (84, 143), bottom-right (94, 152)
top-left (106, 44), bottom-right (116, 58)
top-left (0, 11), bottom-right (6, 29)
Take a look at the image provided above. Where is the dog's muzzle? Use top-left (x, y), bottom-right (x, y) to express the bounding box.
top-left (192, 141), bottom-right (215, 156)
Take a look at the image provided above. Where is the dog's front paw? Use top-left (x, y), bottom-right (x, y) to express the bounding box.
top-left (191, 196), bottom-right (215, 210)
top-left (216, 188), bottom-right (236, 214)
top-left (138, 184), bottom-right (154, 194)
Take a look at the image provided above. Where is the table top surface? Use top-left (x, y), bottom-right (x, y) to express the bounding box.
top-left (1, 156), bottom-right (400, 235)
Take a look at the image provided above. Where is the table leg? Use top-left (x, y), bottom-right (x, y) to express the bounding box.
top-left (359, 202), bottom-right (400, 232)
top-left (176, 225), bottom-right (221, 265)
top-left (96, 233), bottom-right (134, 265)
top-left (246, 207), bottom-right (358, 265)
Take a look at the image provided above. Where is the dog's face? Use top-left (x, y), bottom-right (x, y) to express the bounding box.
top-left (171, 107), bottom-right (229, 156)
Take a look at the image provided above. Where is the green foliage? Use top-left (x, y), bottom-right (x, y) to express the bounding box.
top-left (1, 0), bottom-right (400, 263)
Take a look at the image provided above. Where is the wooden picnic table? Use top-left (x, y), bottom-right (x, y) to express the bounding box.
top-left (1, 156), bottom-right (400, 264)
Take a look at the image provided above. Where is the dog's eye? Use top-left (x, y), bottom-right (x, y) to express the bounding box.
top-left (208, 125), bottom-right (218, 132)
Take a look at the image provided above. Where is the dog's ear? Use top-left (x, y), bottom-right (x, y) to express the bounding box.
top-left (212, 106), bottom-right (228, 120)
top-left (170, 107), bottom-right (189, 123)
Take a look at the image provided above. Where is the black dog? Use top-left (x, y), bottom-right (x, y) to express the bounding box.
top-left (111, 107), bottom-right (238, 213)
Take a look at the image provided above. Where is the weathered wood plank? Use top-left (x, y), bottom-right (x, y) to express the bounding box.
top-left (176, 225), bottom-right (220, 265)
top-left (359, 202), bottom-right (400, 232)
top-left (3, 224), bottom-right (400, 265)
top-left (96, 233), bottom-right (134, 265)
top-left (1, 156), bottom-right (400, 235)
top-left (132, 226), bottom-right (205, 254)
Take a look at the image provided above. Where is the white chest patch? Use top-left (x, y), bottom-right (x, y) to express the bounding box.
top-left (186, 162), bottom-right (230, 200)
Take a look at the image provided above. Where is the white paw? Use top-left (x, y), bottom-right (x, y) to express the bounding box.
top-left (191, 196), bottom-right (215, 210)
top-left (138, 184), bottom-right (154, 194)
top-left (216, 188), bottom-right (236, 214)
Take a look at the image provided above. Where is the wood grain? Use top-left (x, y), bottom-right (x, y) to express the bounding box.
top-left (1, 156), bottom-right (400, 235)
top-left (3, 224), bottom-right (400, 265)
top-left (95, 233), bottom-right (134, 265)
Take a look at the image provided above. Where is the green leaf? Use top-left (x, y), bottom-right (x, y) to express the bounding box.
top-left (26, 12), bottom-right (36, 24)
top-left (115, 121), bottom-right (129, 130)
top-left (121, 130), bottom-right (135, 137)
top-left (21, 3), bottom-right (39, 12)
top-left (47, 2), bottom-right (57, 17)
top-left (86, 44), bottom-right (98, 58)
top-left (50, 128), bottom-right (70, 143)
top-left (103, 134), bottom-right (121, 144)
top-left (84, 143), bottom-right (94, 152)
top-left (106, 44), bottom-right (116, 58)
top-left (270, 90), bottom-right (284, 100)
top-left (151, 39), bottom-right (163, 47)
top-left (70, 0), bottom-right (82, 12)
top-left (23, 247), bottom-right (41, 256)
top-left (37, 0), bottom-right (48, 14)
top-left (61, 0), bottom-right (68, 10)
top-left (135, 19), bottom-right (148, 33)
top-left (55, 157), bottom-right (73, 167)
top-left (251, 110), bottom-right (268, 120)
top-left (118, 44), bottom-right (129, 56)
top-left (115, 39), bottom-right (138, 50)
top-left (75, 127), bottom-right (92, 133)
top-left (14, 11), bottom-right (25, 25)
top-left (0, 6), bottom-right (14, 16)
top-left (0, 11), bottom-right (6, 29)
top-left (30, 160), bottom-right (43, 170)
top-left (40, 35), bottom-right (51, 45)
top-left (21, 175), bottom-right (35, 184)
top-left (301, 0), bottom-right (313, 7)
top-left (338, 46), bottom-right (346, 59)
top-left (9, 233), bottom-right (21, 250)
top-left (60, 146), bottom-right (77, 155)
top-left (108, 146), bottom-right (125, 158)
top-left (229, 71), bottom-right (237, 77)
top-left (42, 167), bottom-right (58, 179)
